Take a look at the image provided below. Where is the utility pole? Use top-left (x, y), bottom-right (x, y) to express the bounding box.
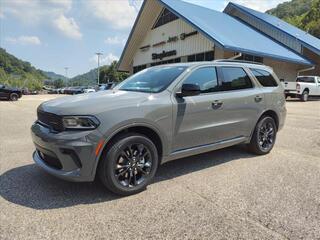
top-left (96, 52), bottom-right (103, 85)
top-left (64, 67), bottom-right (69, 87)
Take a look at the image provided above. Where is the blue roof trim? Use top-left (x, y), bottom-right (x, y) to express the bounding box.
top-left (227, 2), bottom-right (320, 56)
top-left (224, 45), bottom-right (313, 65)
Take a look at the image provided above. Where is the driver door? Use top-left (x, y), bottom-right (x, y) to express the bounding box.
top-left (171, 66), bottom-right (221, 151)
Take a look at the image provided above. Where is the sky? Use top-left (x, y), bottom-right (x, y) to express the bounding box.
top-left (0, 0), bottom-right (288, 77)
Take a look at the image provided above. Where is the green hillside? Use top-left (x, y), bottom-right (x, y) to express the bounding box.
top-left (267, 0), bottom-right (320, 38)
top-left (0, 48), bottom-right (45, 90)
top-left (70, 61), bottom-right (128, 86)
top-left (42, 71), bottom-right (65, 81)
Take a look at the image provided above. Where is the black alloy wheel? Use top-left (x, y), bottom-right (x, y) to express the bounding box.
top-left (248, 116), bottom-right (277, 155)
top-left (257, 120), bottom-right (275, 152)
top-left (98, 133), bottom-right (158, 195)
top-left (114, 143), bottom-right (152, 188)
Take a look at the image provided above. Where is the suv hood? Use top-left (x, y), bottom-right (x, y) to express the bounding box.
top-left (39, 90), bottom-right (151, 115)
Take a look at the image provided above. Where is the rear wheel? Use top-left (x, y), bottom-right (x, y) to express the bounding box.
top-left (9, 93), bottom-right (19, 101)
top-left (248, 116), bottom-right (277, 155)
top-left (301, 91), bottom-right (309, 102)
top-left (98, 133), bottom-right (159, 195)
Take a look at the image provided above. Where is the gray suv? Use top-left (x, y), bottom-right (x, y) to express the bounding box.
top-left (31, 61), bottom-right (286, 195)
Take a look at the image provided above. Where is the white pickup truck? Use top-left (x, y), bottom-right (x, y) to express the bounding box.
top-left (283, 76), bottom-right (320, 101)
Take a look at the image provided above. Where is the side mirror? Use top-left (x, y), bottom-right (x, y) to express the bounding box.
top-left (176, 84), bottom-right (201, 97)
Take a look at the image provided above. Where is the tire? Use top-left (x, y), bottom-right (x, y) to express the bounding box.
top-left (98, 133), bottom-right (159, 196)
top-left (248, 116), bottom-right (277, 155)
top-left (9, 93), bottom-right (19, 101)
top-left (301, 91), bottom-right (309, 102)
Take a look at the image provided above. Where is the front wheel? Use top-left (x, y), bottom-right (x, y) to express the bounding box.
top-left (98, 133), bottom-right (159, 195)
top-left (9, 93), bottom-right (19, 101)
top-left (248, 116), bottom-right (277, 155)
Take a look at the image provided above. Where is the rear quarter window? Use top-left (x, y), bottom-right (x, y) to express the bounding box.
top-left (251, 69), bottom-right (278, 87)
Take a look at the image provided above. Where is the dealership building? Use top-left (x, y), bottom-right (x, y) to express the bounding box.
top-left (118, 0), bottom-right (320, 82)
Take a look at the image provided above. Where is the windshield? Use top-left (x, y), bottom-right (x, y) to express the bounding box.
top-left (117, 66), bottom-right (187, 93)
top-left (297, 77), bottom-right (315, 83)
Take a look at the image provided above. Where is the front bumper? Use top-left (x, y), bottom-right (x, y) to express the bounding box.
top-left (31, 122), bottom-right (103, 182)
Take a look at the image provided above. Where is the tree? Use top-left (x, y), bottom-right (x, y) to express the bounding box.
top-left (54, 78), bottom-right (64, 88)
top-left (99, 61), bottom-right (129, 83)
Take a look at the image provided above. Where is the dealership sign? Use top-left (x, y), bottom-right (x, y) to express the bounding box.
top-left (152, 50), bottom-right (177, 60)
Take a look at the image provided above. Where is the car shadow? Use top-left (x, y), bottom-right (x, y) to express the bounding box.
top-left (0, 145), bottom-right (255, 210)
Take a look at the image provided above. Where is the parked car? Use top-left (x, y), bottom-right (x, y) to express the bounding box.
top-left (98, 83), bottom-right (116, 91)
top-left (0, 84), bottom-right (22, 101)
top-left (31, 61), bottom-right (286, 195)
top-left (296, 76), bottom-right (320, 101)
top-left (83, 87), bottom-right (96, 93)
top-left (47, 89), bottom-right (59, 94)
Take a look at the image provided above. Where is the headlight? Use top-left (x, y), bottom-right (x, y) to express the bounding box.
top-left (62, 116), bottom-right (100, 130)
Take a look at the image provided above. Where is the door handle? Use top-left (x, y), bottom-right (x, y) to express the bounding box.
top-left (212, 100), bottom-right (223, 109)
top-left (255, 95), bottom-right (263, 102)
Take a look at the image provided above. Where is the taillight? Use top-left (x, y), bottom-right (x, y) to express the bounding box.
top-left (296, 83), bottom-right (300, 92)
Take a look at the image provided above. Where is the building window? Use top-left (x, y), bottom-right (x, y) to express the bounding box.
top-left (236, 54), bottom-right (263, 63)
top-left (153, 8), bottom-right (179, 29)
top-left (150, 58), bottom-right (181, 66)
top-left (133, 64), bottom-right (147, 74)
top-left (187, 51), bottom-right (214, 62)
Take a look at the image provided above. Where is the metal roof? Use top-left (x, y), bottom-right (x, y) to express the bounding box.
top-left (159, 0), bottom-right (312, 65)
top-left (226, 2), bottom-right (320, 55)
top-left (118, 0), bottom-right (314, 71)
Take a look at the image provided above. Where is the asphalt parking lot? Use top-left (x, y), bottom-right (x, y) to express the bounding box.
top-left (0, 95), bottom-right (319, 240)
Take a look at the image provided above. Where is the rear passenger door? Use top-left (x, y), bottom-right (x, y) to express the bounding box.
top-left (172, 66), bottom-right (264, 152)
top-left (211, 66), bottom-right (265, 141)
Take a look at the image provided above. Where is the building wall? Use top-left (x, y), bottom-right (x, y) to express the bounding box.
top-left (133, 19), bottom-right (214, 67)
top-left (264, 58), bottom-right (302, 82)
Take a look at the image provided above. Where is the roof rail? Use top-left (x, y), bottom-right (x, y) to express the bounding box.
top-left (214, 59), bottom-right (265, 65)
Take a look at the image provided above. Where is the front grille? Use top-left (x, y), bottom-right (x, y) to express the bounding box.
top-left (37, 110), bottom-right (64, 132)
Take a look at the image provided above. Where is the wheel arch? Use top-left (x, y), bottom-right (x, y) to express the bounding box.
top-left (259, 110), bottom-right (279, 130)
top-left (93, 123), bottom-right (166, 178)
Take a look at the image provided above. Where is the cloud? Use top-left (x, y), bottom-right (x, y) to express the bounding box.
top-left (90, 53), bottom-right (119, 66)
top-left (1, 0), bottom-right (82, 40)
top-left (224, 0), bottom-right (288, 12)
top-left (105, 36), bottom-right (126, 45)
top-left (86, 0), bottom-right (141, 29)
top-left (6, 35), bottom-right (42, 45)
top-left (53, 15), bottom-right (82, 39)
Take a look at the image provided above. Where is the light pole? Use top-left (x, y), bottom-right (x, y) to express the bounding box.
top-left (64, 67), bottom-right (69, 87)
top-left (96, 52), bottom-right (103, 85)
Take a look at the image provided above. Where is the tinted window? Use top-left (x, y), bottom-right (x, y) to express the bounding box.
top-left (251, 69), bottom-right (278, 87)
top-left (183, 67), bottom-right (218, 93)
top-left (297, 77), bottom-right (315, 83)
top-left (219, 67), bottom-right (252, 91)
top-left (118, 66), bottom-right (187, 93)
